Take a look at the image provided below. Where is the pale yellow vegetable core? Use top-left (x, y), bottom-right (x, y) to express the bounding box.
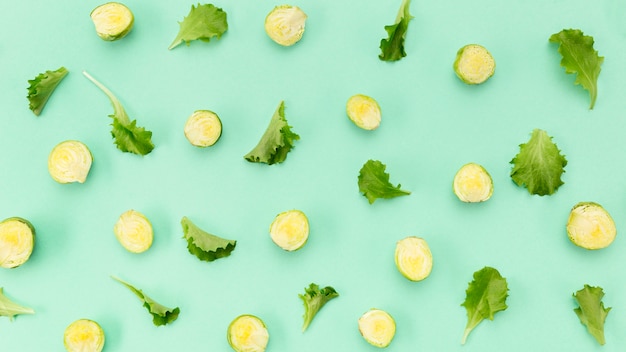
top-left (346, 94), bottom-right (381, 130)
top-left (395, 236), bottom-right (433, 281)
top-left (227, 315), bottom-right (269, 352)
top-left (453, 44), bottom-right (495, 84)
top-left (90, 2), bottom-right (134, 41)
top-left (567, 202), bottom-right (616, 250)
top-left (358, 309), bottom-right (396, 348)
top-left (113, 210), bottom-right (153, 253)
top-left (63, 319), bottom-right (105, 352)
top-left (264, 5), bottom-right (307, 46)
top-left (269, 210), bottom-right (309, 251)
top-left (453, 163), bottom-right (493, 202)
top-left (184, 110), bottom-right (222, 147)
top-left (0, 218), bottom-right (35, 269)
top-left (48, 140), bottom-right (93, 184)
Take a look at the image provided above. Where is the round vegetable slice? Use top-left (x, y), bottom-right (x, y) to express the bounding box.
top-left (453, 163), bottom-right (493, 202)
top-left (269, 210), bottom-right (309, 251)
top-left (264, 5), bottom-right (307, 46)
top-left (184, 110), bottom-right (222, 147)
top-left (358, 309), bottom-right (396, 348)
top-left (453, 44), bottom-right (495, 84)
top-left (48, 140), bottom-right (93, 184)
top-left (346, 94), bottom-right (381, 130)
top-left (227, 315), bottom-right (269, 352)
top-left (567, 202), bottom-right (616, 250)
top-left (63, 319), bottom-right (105, 352)
top-left (90, 2), bottom-right (134, 41)
top-left (395, 236), bottom-right (433, 281)
top-left (113, 210), bottom-right (153, 253)
top-left (0, 217), bottom-right (35, 269)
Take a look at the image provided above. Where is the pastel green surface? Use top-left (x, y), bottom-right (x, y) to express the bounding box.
top-left (2, 0), bottom-right (626, 351)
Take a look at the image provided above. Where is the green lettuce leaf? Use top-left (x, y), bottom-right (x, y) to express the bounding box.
top-left (573, 285), bottom-right (610, 345)
top-left (27, 66), bottom-right (69, 116)
top-left (169, 3), bottom-right (228, 50)
top-left (181, 216), bottom-right (236, 262)
top-left (244, 101), bottom-right (300, 165)
top-left (0, 288), bottom-right (34, 321)
top-left (510, 129), bottom-right (567, 196)
top-left (299, 283), bottom-right (339, 332)
top-left (112, 276), bottom-right (179, 326)
top-left (379, 0), bottom-right (413, 61)
top-left (83, 71), bottom-right (154, 156)
top-left (461, 266), bottom-right (508, 345)
top-left (358, 159), bottom-right (410, 204)
top-left (549, 29), bottom-right (604, 109)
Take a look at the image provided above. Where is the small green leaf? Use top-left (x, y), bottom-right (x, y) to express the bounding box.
top-left (379, 0), bottom-right (413, 61)
top-left (181, 217), bottom-right (236, 262)
top-left (244, 101), bottom-right (300, 165)
top-left (112, 276), bottom-right (180, 326)
top-left (299, 283), bottom-right (339, 332)
top-left (461, 267), bottom-right (508, 344)
top-left (0, 288), bottom-right (34, 321)
top-left (510, 129), bottom-right (567, 196)
top-left (358, 159), bottom-right (410, 204)
top-left (549, 29), bottom-right (604, 109)
top-left (27, 66), bottom-right (69, 116)
top-left (573, 285), bottom-right (610, 345)
top-left (169, 3), bottom-right (228, 50)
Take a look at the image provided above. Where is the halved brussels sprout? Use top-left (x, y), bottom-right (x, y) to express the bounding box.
top-left (567, 202), bottom-right (616, 250)
top-left (48, 140), bottom-right (93, 184)
top-left (63, 319), bottom-right (105, 352)
top-left (264, 5), bottom-right (307, 46)
top-left (453, 163), bottom-right (493, 202)
top-left (346, 94), bottom-right (381, 130)
top-left (113, 210), bottom-right (153, 253)
top-left (269, 210), bottom-right (309, 251)
top-left (227, 315), bottom-right (269, 352)
top-left (0, 217), bottom-right (35, 269)
top-left (184, 110), bottom-right (222, 147)
top-left (453, 44), bottom-right (495, 84)
top-left (90, 2), bottom-right (134, 41)
top-left (395, 236), bottom-right (433, 281)
top-left (358, 309), bottom-right (396, 348)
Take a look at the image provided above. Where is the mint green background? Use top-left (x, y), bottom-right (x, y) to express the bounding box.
top-left (1, 0), bottom-right (626, 350)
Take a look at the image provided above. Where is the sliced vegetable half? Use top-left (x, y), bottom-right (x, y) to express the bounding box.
top-left (184, 110), bottom-right (222, 147)
top-left (90, 2), bottom-right (134, 41)
top-left (567, 202), bottom-right (616, 250)
top-left (264, 5), bottom-right (307, 46)
top-left (227, 315), bottom-right (269, 352)
top-left (346, 94), bottom-right (381, 130)
top-left (453, 163), bottom-right (493, 202)
top-left (63, 319), bottom-right (105, 352)
top-left (114, 210), bottom-right (153, 253)
top-left (48, 140), bottom-right (93, 184)
top-left (395, 236), bottom-right (433, 281)
top-left (269, 210), bottom-right (309, 251)
top-left (358, 309), bottom-right (396, 348)
top-left (0, 217), bottom-right (35, 269)
top-left (453, 44), bottom-right (495, 84)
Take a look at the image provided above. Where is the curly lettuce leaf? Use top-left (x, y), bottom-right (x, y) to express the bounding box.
top-left (83, 71), bottom-right (154, 156)
top-left (27, 66), bottom-right (68, 116)
top-left (379, 0), bottom-right (413, 62)
top-left (549, 29), bottom-right (604, 109)
top-left (181, 216), bottom-right (236, 262)
top-left (0, 288), bottom-right (34, 321)
top-left (299, 283), bottom-right (339, 332)
top-left (510, 129), bottom-right (567, 196)
top-left (112, 276), bottom-right (179, 326)
top-left (169, 3), bottom-right (228, 50)
top-left (358, 159), bottom-right (410, 204)
top-left (244, 101), bottom-right (300, 165)
top-left (461, 266), bottom-right (508, 345)
top-left (574, 285), bottom-right (610, 345)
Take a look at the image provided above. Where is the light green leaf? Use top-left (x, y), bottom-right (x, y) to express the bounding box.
top-left (461, 267), bottom-right (508, 344)
top-left (112, 276), bottom-right (180, 326)
top-left (573, 285), bottom-right (610, 345)
top-left (169, 3), bottom-right (228, 50)
top-left (510, 129), bottom-right (567, 196)
top-left (549, 29), bottom-right (604, 109)
top-left (0, 288), bottom-right (34, 321)
top-left (358, 159), bottom-right (410, 204)
top-left (244, 101), bottom-right (300, 165)
top-left (27, 66), bottom-right (68, 116)
top-left (379, 0), bottom-right (413, 61)
top-left (299, 283), bottom-right (339, 332)
top-left (181, 217), bottom-right (236, 262)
